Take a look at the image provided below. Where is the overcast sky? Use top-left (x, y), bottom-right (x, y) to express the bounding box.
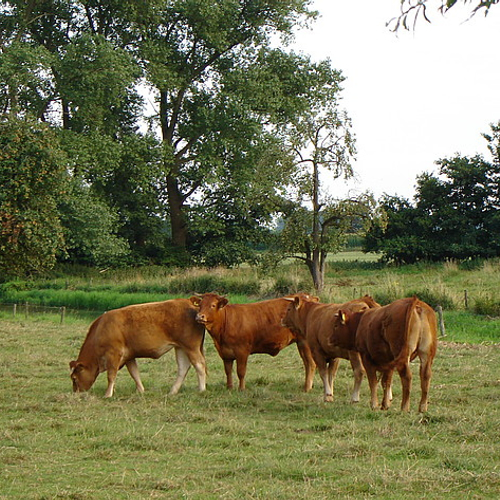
top-left (291, 0), bottom-right (500, 200)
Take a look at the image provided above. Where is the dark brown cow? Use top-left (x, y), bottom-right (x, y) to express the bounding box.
top-left (190, 293), bottom-right (317, 391)
top-left (69, 299), bottom-right (207, 398)
top-left (332, 297), bottom-right (438, 412)
top-left (282, 295), bottom-right (380, 403)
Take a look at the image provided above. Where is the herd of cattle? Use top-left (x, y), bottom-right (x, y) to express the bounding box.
top-left (70, 292), bottom-right (438, 412)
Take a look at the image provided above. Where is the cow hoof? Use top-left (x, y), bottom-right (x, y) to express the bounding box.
top-left (324, 395), bottom-right (334, 403)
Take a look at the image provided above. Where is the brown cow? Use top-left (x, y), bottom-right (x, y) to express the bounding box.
top-left (332, 297), bottom-right (438, 412)
top-left (190, 293), bottom-right (317, 391)
top-left (282, 295), bottom-right (380, 403)
top-left (69, 299), bottom-right (207, 398)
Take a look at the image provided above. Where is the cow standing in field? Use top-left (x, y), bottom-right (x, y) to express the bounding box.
top-left (282, 295), bottom-right (381, 403)
top-left (331, 297), bottom-right (438, 412)
top-left (69, 299), bottom-right (207, 398)
top-left (190, 293), bottom-right (317, 391)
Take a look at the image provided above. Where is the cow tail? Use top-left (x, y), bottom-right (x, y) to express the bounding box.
top-left (393, 297), bottom-right (419, 369)
top-left (201, 328), bottom-right (208, 375)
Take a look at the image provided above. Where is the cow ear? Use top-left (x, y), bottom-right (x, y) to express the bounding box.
top-left (335, 310), bottom-right (347, 325)
top-left (311, 295), bottom-right (320, 302)
top-left (218, 297), bottom-right (228, 308)
top-left (70, 361), bottom-right (84, 373)
top-left (189, 296), bottom-right (201, 307)
top-left (293, 296), bottom-right (301, 310)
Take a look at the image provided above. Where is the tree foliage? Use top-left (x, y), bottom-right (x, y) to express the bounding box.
top-left (365, 124), bottom-right (500, 263)
top-left (262, 61), bottom-right (375, 292)
top-left (0, 118), bottom-right (66, 276)
top-left (0, 0), bottom-right (333, 271)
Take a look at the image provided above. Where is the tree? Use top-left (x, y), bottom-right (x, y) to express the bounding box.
top-left (0, 117), bottom-right (67, 277)
top-left (1, 1), bottom-right (329, 268)
top-left (262, 62), bottom-right (373, 292)
top-left (365, 123), bottom-right (500, 263)
top-left (134, 0), bottom-right (318, 259)
top-left (57, 179), bottom-right (131, 267)
top-left (390, 0), bottom-right (499, 31)
top-left (0, 1), bottom-right (166, 267)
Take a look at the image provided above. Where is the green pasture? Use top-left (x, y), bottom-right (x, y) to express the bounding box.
top-left (1, 254), bottom-right (500, 316)
top-left (1, 312), bottom-right (500, 499)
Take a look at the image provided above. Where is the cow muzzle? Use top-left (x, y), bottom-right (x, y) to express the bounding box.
top-left (196, 313), bottom-right (207, 324)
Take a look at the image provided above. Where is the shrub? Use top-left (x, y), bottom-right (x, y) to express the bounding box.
top-left (405, 288), bottom-right (456, 310)
top-left (474, 297), bottom-right (500, 317)
top-left (268, 276), bottom-right (312, 297)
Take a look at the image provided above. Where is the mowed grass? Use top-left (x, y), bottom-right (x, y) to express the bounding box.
top-left (1, 316), bottom-right (500, 499)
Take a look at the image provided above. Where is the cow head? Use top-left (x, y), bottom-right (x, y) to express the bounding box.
top-left (281, 295), bottom-right (302, 330)
top-left (281, 293), bottom-right (318, 333)
top-left (330, 309), bottom-right (357, 350)
top-left (354, 295), bottom-right (381, 310)
top-left (190, 293), bottom-right (228, 326)
top-left (69, 360), bottom-right (97, 393)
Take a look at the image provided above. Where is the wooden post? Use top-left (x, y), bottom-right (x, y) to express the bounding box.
top-left (25, 301), bottom-right (28, 319)
top-left (13, 303), bottom-right (17, 318)
top-left (436, 305), bottom-right (446, 338)
top-left (60, 306), bottom-right (66, 325)
top-left (464, 290), bottom-right (469, 309)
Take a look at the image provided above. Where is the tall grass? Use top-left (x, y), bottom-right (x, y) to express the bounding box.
top-left (1, 254), bottom-right (499, 315)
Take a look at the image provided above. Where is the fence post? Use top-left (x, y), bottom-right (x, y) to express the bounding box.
top-left (60, 306), bottom-right (66, 325)
top-left (13, 303), bottom-right (17, 318)
top-left (25, 301), bottom-right (28, 319)
top-left (436, 305), bottom-right (446, 338)
top-left (464, 290), bottom-right (468, 309)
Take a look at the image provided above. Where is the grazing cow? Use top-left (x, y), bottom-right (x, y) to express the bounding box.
top-left (332, 297), bottom-right (438, 412)
top-left (282, 295), bottom-right (380, 403)
top-left (69, 299), bottom-right (207, 398)
top-left (190, 293), bottom-right (317, 391)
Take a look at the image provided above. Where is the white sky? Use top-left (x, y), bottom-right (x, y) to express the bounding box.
top-left (291, 0), bottom-right (500, 200)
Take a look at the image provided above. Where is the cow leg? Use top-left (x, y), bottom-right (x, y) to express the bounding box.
top-left (398, 363), bottom-right (412, 412)
top-left (348, 352), bottom-right (364, 403)
top-left (381, 370), bottom-right (394, 410)
top-left (418, 353), bottom-right (434, 413)
top-left (104, 366), bottom-right (118, 398)
top-left (362, 357), bottom-right (379, 410)
top-left (223, 359), bottom-right (234, 389)
top-left (323, 358), bottom-right (340, 402)
top-left (183, 347), bottom-right (207, 393)
top-left (235, 355), bottom-right (248, 391)
top-left (169, 348), bottom-right (192, 395)
top-left (125, 359), bottom-right (145, 394)
top-left (296, 340), bottom-right (316, 392)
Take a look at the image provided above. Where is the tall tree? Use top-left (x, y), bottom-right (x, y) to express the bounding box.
top-left (263, 61), bottom-right (373, 292)
top-left (134, 0), bottom-right (317, 259)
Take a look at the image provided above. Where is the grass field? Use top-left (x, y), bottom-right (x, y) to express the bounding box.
top-left (1, 314), bottom-right (500, 499)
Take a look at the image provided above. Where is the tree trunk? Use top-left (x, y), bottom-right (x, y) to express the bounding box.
top-left (160, 88), bottom-right (189, 253)
top-left (166, 173), bottom-right (187, 249)
top-left (308, 250), bottom-right (325, 293)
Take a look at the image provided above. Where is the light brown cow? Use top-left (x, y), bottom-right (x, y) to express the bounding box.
top-left (332, 297), bottom-right (438, 412)
top-left (282, 295), bottom-right (381, 403)
top-left (69, 299), bottom-right (207, 398)
top-left (190, 293), bottom-right (317, 391)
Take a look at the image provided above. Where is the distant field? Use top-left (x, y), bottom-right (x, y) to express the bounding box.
top-left (0, 317), bottom-right (499, 499)
top-left (329, 250), bottom-right (380, 262)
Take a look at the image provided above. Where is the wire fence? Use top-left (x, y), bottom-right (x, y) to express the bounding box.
top-left (0, 302), bottom-right (103, 324)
